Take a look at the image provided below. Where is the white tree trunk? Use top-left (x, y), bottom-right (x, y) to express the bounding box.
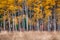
top-left (26, 15), bottom-right (28, 31)
top-left (53, 6), bottom-right (56, 31)
top-left (54, 14), bottom-right (56, 31)
top-left (3, 12), bottom-right (5, 31)
top-left (12, 14), bottom-right (14, 31)
top-left (18, 11), bottom-right (21, 31)
top-left (48, 16), bottom-right (50, 31)
top-left (3, 19), bottom-right (5, 31)
top-left (37, 19), bottom-right (39, 31)
top-left (8, 18), bottom-right (11, 31)
top-left (29, 8), bottom-right (32, 30)
top-left (15, 13), bottom-right (17, 31)
top-left (8, 12), bottom-right (11, 31)
top-left (25, 0), bottom-right (28, 31)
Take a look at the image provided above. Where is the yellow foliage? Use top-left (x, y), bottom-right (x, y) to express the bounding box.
top-left (56, 8), bottom-right (60, 13)
top-left (34, 4), bottom-right (42, 8)
top-left (45, 6), bottom-right (50, 9)
top-left (1, 1), bottom-right (7, 4)
top-left (18, 0), bottom-right (23, 3)
top-left (42, 1), bottom-right (46, 7)
top-left (18, 6), bottom-right (23, 11)
top-left (44, 17), bottom-right (48, 23)
top-left (51, 0), bottom-right (55, 5)
top-left (7, 0), bottom-right (14, 4)
top-left (28, 18), bottom-right (31, 24)
top-left (46, 0), bottom-right (55, 5)
top-left (31, 17), bottom-right (36, 25)
top-left (17, 15), bottom-right (23, 23)
top-left (3, 15), bottom-right (7, 20)
top-left (33, 8), bottom-right (40, 13)
top-left (26, 0), bottom-right (33, 6)
top-left (8, 5), bottom-right (18, 13)
top-left (44, 9), bottom-right (52, 17)
top-left (34, 13), bottom-right (43, 20)
top-left (13, 17), bottom-right (18, 24)
top-left (34, 0), bottom-right (40, 3)
top-left (0, 4), bottom-right (5, 8)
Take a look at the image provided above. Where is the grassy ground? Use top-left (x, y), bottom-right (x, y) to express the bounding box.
top-left (0, 31), bottom-right (60, 40)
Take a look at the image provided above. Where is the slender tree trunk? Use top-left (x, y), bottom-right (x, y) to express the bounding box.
top-left (24, 0), bottom-right (28, 31)
top-left (3, 19), bottom-right (5, 31)
top-left (48, 16), bottom-right (51, 31)
top-left (40, 18), bottom-right (43, 31)
top-left (3, 12), bottom-right (5, 31)
top-left (15, 13), bottom-right (17, 31)
top-left (8, 12), bottom-right (11, 31)
top-left (22, 15), bottom-right (25, 31)
top-left (18, 10), bottom-right (21, 31)
top-left (18, 17), bottom-right (21, 31)
top-left (8, 17), bottom-right (11, 31)
top-left (26, 14), bottom-right (28, 31)
top-left (30, 10), bottom-right (32, 30)
top-left (22, 7), bottom-right (25, 31)
top-left (37, 19), bottom-right (39, 31)
top-left (12, 14), bottom-right (14, 31)
top-left (53, 6), bottom-right (56, 31)
top-left (53, 13), bottom-right (56, 31)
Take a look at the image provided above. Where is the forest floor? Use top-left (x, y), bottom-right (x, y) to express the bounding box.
top-left (0, 31), bottom-right (60, 40)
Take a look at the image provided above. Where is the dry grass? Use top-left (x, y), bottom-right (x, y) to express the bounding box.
top-left (0, 31), bottom-right (60, 40)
